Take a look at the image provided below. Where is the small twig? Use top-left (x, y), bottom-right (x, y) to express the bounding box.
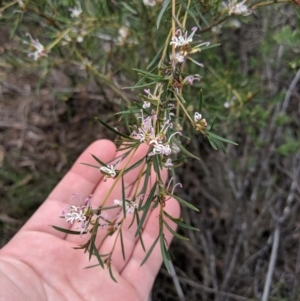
top-left (200, 232), bottom-right (219, 297)
top-left (169, 260), bottom-right (186, 301)
top-left (230, 244), bottom-right (271, 295)
top-left (254, 260), bottom-right (262, 299)
top-left (261, 223), bottom-right (280, 301)
top-left (161, 270), bottom-right (252, 301)
top-left (220, 222), bottom-right (246, 294)
top-left (206, 230), bottom-right (219, 294)
top-left (171, 0), bottom-right (176, 61)
top-left (293, 238), bottom-right (300, 293)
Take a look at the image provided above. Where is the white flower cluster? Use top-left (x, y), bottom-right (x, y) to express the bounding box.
top-left (62, 194), bottom-right (93, 235)
top-left (69, 1), bottom-right (82, 18)
top-left (99, 164), bottom-right (117, 178)
top-left (63, 205), bottom-right (87, 224)
top-left (62, 28), bottom-right (88, 45)
top-left (114, 199), bottom-right (138, 214)
top-left (143, 0), bottom-right (156, 7)
top-left (170, 27), bottom-right (210, 66)
top-left (25, 33), bottom-right (47, 61)
top-left (170, 27), bottom-right (198, 48)
top-left (223, 0), bottom-right (252, 16)
top-left (132, 107), bottom-right (181, 157)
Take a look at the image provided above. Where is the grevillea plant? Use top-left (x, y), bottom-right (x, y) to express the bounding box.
top-left (53, 1), bottom-right (240, 280)
top-left (1, 0), bottom-right (295, 282)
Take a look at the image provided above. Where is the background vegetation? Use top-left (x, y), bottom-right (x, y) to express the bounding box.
top-left (0, 1), bottom-right (300, 300)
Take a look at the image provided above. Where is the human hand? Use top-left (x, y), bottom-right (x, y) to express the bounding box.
top-left (0, 139), bottom-right (180, 301)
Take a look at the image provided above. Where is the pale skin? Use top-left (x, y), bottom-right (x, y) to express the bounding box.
top-left (0, 139), bottom-right (180, 301)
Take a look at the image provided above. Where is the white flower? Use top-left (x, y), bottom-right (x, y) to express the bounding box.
top-left (143, 0), bottom-right (156, 6)
top-left (143, 101), bottom-right (151, 109)
top-left (175, 53), bottom-right (185, 63)
top-left (171, 142), bottom-right (181, 155)
top-left (224, 101), bottom-right (231, 108)
top-left (25, 33), bottom-right (47, 61)
top-left (61, 194), bottom-right (93, 234)
top-left (69, 1), bottom-right (82, 18)
top-left (114, 199), bottom-right (138, 214)
top-left (183, 75), bottom-right (201, 85)
top-left (64, 206), bottom-right (86, 224)
top-left (224, 0), bottom-right (252, 16)
top-left (170, 27), bottom-right (210, 67)
top-left (164, 158), bottom-right (173, 168)
top-left (170, 27), bottom-right (198, 48)
top-left (194, 112), bottom-right (202, 122)
top-left (117, 27), bottom-right (130, 44)
top-left (133, 111), bottom-right (181, 157)
top-left (143, 88), bottom-right (162, 101)
top-left (148, 141), bottom-right (172, 156)
top-left (228, 19), bottom-right (242, 29)
top-left (132, 111), bottom-right (156, 143)
top-left (99, 164), bottom-right (117, 180)
top-left (17, 0), bottom-right (25, 8)
top-left (76, 36), bottom-right (84, 43)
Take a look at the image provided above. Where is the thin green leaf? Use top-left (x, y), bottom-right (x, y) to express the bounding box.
top-left (91, 154), bottom-right (106, 166)
top-left (160, 233), bottom-right (171, 272)
top-left (136, 211), bottom-right (146, 252)
top-left (117, 143), bottom-right (140, 152)
top-left (85, 263), bottom-right (102, 269)
top-left (135, 182), bottom-right (157, 237)
top-left (140, 163), bottom-right (152, 199)
top-left (147, 44), bottom-right (164, 69)
top-left (208, 137), bottom-right (218, 150)
top-left (124, 66), bottom-right (157, 90)
top-left (52, 225), bottom-right (85, 235)
top-left (108, 264), bottom-right (118, 283)
top-left (178, 0), bottom-right (201, 29)
top-left (81, 163), bottom-right (99, 169)
top-left (173, 137), bottom-right (200, 160)
top-left (210, 138), bottom-right (227, 153)
top-left (206, 130), bottom-right (238, 145)
top-left (123, 157), bottom-right (144, 176)
top-left (152, 155), bottom-right (163, 182)
top-left (122, 81), bottom-right (158, 90)
top-left (120, 2), bottom-right (137, 14)
top-left (163, 220), bottom-right (189, 240)
top-left (10, 13), bottom-right (23, 38)
top-left (156, 0), bottom-right (171, 29)
top-left (168, 193), bottom-right (199, 211)
top-left (96, 117), bottom-right (134, 140)
top-left (89, 222), bottom-right (99, 261)
top-left (194, 3), bottom-right (209, 26)
top-left (163, 211), bottom-right (199, 231)
top-left (140, 235), bottom-right (159, 266)
top-left (121, 176), bottom-right (126, 218)
top-left (128, 207), bottom-right (137, 229)
top-left (132, 68), bottom-right (165, 81)
top-left (120, 229), bottom-right (126, 261)
top-left (177, 220), bottom-right (199, 231)
top-left (90, 239), bottom-right (104, 268)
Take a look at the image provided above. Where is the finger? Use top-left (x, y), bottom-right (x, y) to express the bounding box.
top-left (121, 197), bottom-right (180, 301)
top-left (66, 143), bottom-right (149, 243)
top-left (21, 140), bottom-right (117, 238)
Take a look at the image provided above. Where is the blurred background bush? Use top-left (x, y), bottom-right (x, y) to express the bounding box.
top-left (0, 1), bottom-right (300, 300)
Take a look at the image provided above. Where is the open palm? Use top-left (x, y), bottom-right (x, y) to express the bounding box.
top-left (0, 140), bottom-right (180, 301)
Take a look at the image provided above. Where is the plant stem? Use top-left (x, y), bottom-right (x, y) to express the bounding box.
top-left (172, 0), bottom-right (176, 61)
